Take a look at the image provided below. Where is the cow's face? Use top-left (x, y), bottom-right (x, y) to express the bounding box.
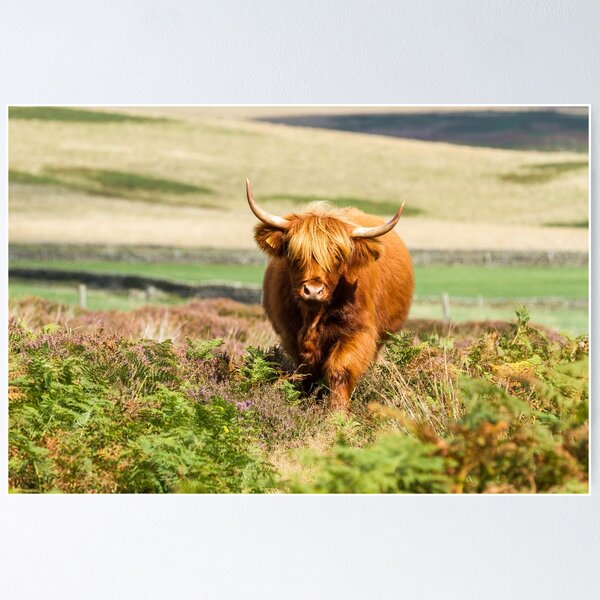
top-left (286, 215), bottom-right (351, 304)
top-left (255, 214), bottom-right (382, 305)
top-left (287, 258), bottom-right (338, 304)
top-left (246, 179), bottom-right (403, 305)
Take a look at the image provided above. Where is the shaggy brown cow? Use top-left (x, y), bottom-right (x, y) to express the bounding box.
top-left (247, 179), bottom-right (414, 410)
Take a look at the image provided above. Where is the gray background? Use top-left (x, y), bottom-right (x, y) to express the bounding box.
top-left (0, 1), bottom-right (597, 598)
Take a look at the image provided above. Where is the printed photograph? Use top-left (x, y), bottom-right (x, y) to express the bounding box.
top-left (7, 105), bottom-right (589, 493)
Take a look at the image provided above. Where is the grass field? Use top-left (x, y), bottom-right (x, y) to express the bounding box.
top-left (414, 265), bottom-right (587, 298)
top-left (8, 106), bottom-right (589, 251)
top-left (9, 281), bottom-right (187, 312)
top-left (10, 260), bottom-right (266, 285)
top-left (10, 280), bottom-right (586, 333)
top-left (409, 302), bottom-right (587, 334)
top-left (9, 260), bottom-right (589, 299)
top-left (9, 260), bottom-right (589, 333)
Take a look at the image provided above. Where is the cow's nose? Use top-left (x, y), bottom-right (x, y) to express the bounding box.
top-left (302, 283), bottom-right (324, 300)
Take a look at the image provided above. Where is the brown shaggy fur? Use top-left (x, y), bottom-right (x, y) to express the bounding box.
top-left (254, 204), bottom-right (414, 411)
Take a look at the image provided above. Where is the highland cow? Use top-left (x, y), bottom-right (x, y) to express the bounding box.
top-left (247, 179), bottom-right (414, 410)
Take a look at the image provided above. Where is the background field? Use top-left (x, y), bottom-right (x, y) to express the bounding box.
top-left (8, 105), bottom-right (589, 335)
top-left (7, 106), bottom-right (590, 495)
top-left (6, 258), bottom-right (587, 293)
top-left (8, 261), bottom-right (588, 333)
top-left (9, 106), bottom-right (589, 250)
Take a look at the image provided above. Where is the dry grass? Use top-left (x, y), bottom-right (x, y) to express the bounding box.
top-left (8, 192), bottom-right (589, 251)
top-left (8, 107), bottom-right (588, 250)
top-left (10, 297), bottom-right (277, 355)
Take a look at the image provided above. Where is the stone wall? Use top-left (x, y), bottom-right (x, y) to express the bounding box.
top-left (9, 244), bottom-right (589, 267)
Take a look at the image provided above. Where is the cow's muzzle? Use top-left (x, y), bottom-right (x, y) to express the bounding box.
top-left (300, 282), bottom-right (325, 302)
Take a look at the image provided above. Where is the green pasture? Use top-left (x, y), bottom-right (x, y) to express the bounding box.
top-left (10, 260), bottom-right (588, 299)
top-left (8, 281), bottom-right (187, 312)
top-left (414, 265), bottom-right (587, 299)
top-left (9, 260), bottom-right (588, 334)
top-left (10, 260), bottom-right (265, 285)
top-left (409, 302), bottom-right (587, 335)
top-left (9, 280), bottom-right (587, 334)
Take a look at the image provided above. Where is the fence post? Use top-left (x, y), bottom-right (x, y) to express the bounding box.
top-left (78, 284), bottom-right (87, 309)
top-left (441, 292), bottom-right (451, 322)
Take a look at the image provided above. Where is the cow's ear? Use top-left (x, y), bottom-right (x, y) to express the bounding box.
top-left (349, 238), bottom-right (382, 269)
top-left (254, 224), bottom-right (286, 256)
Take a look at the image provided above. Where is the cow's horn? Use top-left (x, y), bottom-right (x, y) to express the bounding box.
top-left (351, 202), bottom-right (405, 239)
top-left (246, 179), bottom-right (291, 229)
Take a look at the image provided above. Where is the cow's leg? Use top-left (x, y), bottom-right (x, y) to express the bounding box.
top-left (295, 361), bottom-right (321, 395)
top-left (324, 331), bottom-right (377, 411)
top-left (296, 317), bottom-right (326, 395)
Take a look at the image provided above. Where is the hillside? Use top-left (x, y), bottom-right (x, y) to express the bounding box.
top-left (8, 106), bottom-right (589, 251)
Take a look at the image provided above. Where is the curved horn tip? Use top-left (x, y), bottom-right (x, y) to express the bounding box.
top-left (387, 202), bottom-right (405, 226)
top-left (245, 179), bottom-right (291, 229)
top-left (395, 201), bottom-right (405, 220)
top-left (350, 202), bottom-right (406, 239)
